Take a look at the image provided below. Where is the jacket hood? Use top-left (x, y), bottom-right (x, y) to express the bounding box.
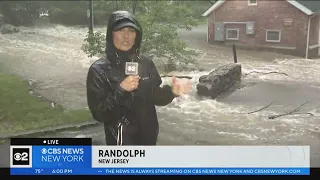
top-left (105, 11), bottom-right (142, 64)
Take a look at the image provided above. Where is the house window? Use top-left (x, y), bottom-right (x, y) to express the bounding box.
top-left (248, 0), bottom-right (257, 6)
top-left (266, 30), bottom-right (281, 42)
top-left (226, 29), bottom-right (239, 40)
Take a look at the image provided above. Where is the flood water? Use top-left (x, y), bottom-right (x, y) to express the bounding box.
top-left (0, 24), bottom-right (319, 167)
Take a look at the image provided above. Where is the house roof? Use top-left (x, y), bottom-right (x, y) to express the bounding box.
top-left (295, 0), bottom-right (320, 13)
top-left (202, 0), bottom-right (318, 17)
top-left (202, 0), bottom-right (225, 17)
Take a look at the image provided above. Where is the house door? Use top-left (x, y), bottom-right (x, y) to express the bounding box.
top-left (214, 22), bottom-right (225, 41)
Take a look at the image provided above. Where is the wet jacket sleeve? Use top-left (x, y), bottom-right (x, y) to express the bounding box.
top-left (86, 66), bottom-right (131, 124)
top-left (149, 60), bottom-right (177, 106)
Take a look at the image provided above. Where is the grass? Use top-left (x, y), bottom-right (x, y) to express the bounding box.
top-left (0, 72), bottom-right (92, 135)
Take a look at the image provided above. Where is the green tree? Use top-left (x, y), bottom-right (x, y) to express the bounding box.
top-left (0, 1), bottom-right (41, 26)
top-left (81, 0), bottom-right (203, 72)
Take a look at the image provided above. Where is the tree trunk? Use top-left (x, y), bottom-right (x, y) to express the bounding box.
top-left (116, 0), bottom-right (119, 10)
top-left (132, 0), bottom-right (138, 14)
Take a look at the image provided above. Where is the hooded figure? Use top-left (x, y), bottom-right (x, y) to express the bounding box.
top-left (86, 11), bottom-right (190, 145)
top-left (105, 11), bottom-right (143, 67)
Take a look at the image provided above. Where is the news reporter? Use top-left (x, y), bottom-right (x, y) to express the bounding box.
top-left (86, 11), bottom-right (191, 146)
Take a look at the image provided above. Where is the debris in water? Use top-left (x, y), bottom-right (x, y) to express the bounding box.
top-left (51, 102), bottom-right (56, 108)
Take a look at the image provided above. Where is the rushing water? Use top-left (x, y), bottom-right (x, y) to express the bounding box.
top-left (0, 24), bottom-right (319, 167)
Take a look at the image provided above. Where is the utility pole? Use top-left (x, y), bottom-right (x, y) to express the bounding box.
top-left (88, 0), bottom-right (94, 34)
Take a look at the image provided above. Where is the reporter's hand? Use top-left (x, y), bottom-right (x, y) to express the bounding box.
top-left (171, 76), bottom-right (192, 96)
top-left (120, 75), bottom-right (140, 92)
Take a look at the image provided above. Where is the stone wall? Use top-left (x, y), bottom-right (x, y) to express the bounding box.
top-left (196, 63), bottom-right (241, 99)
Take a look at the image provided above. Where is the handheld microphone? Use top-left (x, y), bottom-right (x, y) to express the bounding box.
top-left (125, 62), bottom-right (139, 75)
top-left (125, 62), bottom-right (139, 96)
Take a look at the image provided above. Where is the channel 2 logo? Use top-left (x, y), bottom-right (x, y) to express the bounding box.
top-left (125, 62), bottom-right (138, 75)
top-left (10, 146), bottom-right (32, 167)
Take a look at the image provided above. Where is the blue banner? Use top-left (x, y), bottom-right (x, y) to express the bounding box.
top-left (10, 167), bottom-right (310, 175)
top-left (32, 146), bottom-right (91, 168)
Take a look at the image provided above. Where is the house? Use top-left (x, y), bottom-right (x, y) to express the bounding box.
top-left (202, 0), bottom-right (320, 58)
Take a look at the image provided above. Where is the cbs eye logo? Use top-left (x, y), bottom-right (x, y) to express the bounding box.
top-left (125, 62), bottom-right (138, 75)
top-left (11, 147), bottom-right (30, 166)
top-left (127, 66), bottom-right (136, 72)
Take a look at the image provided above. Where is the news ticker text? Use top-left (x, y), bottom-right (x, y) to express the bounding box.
top-left (10, 167), bottom-right (310, 175)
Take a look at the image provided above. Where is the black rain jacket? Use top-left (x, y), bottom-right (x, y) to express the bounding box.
top-left (86, 11), bottom-right (176, 145)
